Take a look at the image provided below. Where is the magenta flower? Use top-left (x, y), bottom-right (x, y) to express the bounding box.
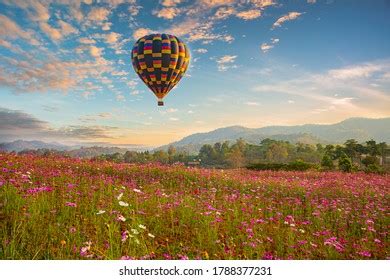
top-left (65, 202), bottom-right (77, 207)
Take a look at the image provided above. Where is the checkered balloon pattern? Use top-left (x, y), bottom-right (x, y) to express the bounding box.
top-left (131, 34), bottom-right (190, 104)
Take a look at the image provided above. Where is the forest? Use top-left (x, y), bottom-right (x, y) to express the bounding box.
top-left (21, 138), bottom-right (387, 173)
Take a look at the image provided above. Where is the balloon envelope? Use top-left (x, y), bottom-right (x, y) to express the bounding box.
top-left (131, 34), bottom-right (190, 106)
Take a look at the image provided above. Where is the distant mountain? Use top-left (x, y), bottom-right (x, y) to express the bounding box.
top-left (0, 140), bottom-right (69, 152)
top-left (66, 146), bottom-right (130, 158)
top-left (158, 117), bottom-right (390, 154)
top-left (0, 140), bottom-right (147, 158)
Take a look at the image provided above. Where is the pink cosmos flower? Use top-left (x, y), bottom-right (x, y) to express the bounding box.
top-left (65, 202), bottom-right (77, 207)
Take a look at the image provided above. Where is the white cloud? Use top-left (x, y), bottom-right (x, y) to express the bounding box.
top-left (261, 43), bottom-right (273, 52)
top-left (252, 60), bottom-right (390, 118)
top-left (328, 64), bottom-right (384, 80)
top-left (261, 38), bottom-right (279, 53)
top-left (216, 55), bottom-right (237, 71)
top-left (88, 7), bottom-right (110, 23)
top-left (127, 80), bottom-right (138, 88)
top-left (251, 0), bottom-right (276, 8)
top-left (273, 12), bottom-right (303, 28)
top-left (169, 117), bottom-right (179, 121)
top-left (236, 10), bottom-right (261, 20)
top-left (154, 7), bottom-right (181, 19)
top-left (133, 28), bottom-right (154, 40)
top-left (166, 108), bottom-right (178, 113)
top-left (79, 37), bottom-right (96, 44)
top-left (195, 48), bottom-right (208, 53)
top-left (214, 7), bottom-right (235, 20)
top-left (102, 22), bottom-right (112, 31)
top-left (245, 101), bottom-right (260, 106)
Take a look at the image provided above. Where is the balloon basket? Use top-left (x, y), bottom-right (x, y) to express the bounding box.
top-left (158, 101), bottom-right (164, 106)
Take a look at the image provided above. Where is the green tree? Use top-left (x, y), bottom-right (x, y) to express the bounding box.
top-left (321, 154), bottom-right (334, 170)
top-left (227, 146), bottom-right (245, 168)
top-left (167, 145), bottom-right (176, 163)
top-left (366, 139), bottom-right (380, 156)
top-left (338, 152), bottom-right (353, 172)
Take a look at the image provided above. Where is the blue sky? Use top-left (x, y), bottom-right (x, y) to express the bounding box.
top-left (0, 0), bottom-right (389, 146)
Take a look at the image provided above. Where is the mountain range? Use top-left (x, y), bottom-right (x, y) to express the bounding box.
top-left (158, 117), bottom-right (390, 153)
top-left (1, 118), bottom-right (389, 155)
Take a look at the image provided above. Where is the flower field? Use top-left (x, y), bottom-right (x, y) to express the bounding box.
top-left (0, 153), bottom-right (389, 260)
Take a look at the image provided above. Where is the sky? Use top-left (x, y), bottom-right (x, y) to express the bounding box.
top-left (0, 0), bottom-right (390, 147)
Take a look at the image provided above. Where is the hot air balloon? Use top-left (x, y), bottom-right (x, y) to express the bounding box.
top-left (131, 34), bottom-right (190, 106)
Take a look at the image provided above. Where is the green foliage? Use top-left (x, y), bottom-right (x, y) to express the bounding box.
top-left (247, 160), bottom-right (314, 171)
top-left (361, 156), bottom-right (379, 167)
top-left (287, 159), bottom-right (314, 171)
top-left (365, 164), bottom-right (384, 174)
top-left (321, 154), bottom-right (335, 170)
top-left (338, 153), bottom-right (353, 172)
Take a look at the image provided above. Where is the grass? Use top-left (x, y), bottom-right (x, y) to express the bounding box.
top-left (0, 153), bottom-right (389, 259)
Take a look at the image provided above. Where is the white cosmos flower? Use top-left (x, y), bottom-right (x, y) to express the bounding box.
top-left (119, 201), bottom-right (129, 207)
top-left (139, 224), bottom-right (146, 230)
top-left (117, 215), bottom-right (126, 222)
top-left (117, 193), bottom-right (123, 200)
top-left (133, 188), bottom-right (142, 193)
top-left (96, 210), bottom-right (106, 215)
top-left (148, 233), bottom-right (155, 238)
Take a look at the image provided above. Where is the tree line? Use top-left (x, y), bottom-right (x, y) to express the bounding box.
top-left (98, 138), bottom-right (388, 173)
top-left (15, 138), bottom-right (388, 173)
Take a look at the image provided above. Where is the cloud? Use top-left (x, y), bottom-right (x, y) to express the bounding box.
top-left (0, 53), bottom-right (113, 94)
top-left (236, 10), bottom-right (261, 20)
top-left (195, 48), bottom-right (208, 53)
top-left (245, 101), bottom-right (260, 106)
top-left (79, 112), bottom-right (113, 122)
top-left (0, 107), bottom-right (48, 131)
top-left (260, 43), bottom-right (273, 52)
top-left (0, 14), bottom-right (39, 45)
top-left (273, 12), bottom-right (303, 28)
top-left (133, 28), bottom-right (154, 40)
top-left (104, 32), bottom-right (121, 45)
top-left (58, 20), bottom-right (78, 36)
top-left (214, 7), bottom-right (236, 20)
top-left (250, 0), bottom-right (276, 8)
top-left (79, 37), bottom-right (96, 44)
top-left (39, 22), bottom-right (62, 41)
top-left (216, 55), bottom-right (237, 71)
top-left (328, 64), bottom-right (384, 80)
top-left (39, 19), bottom-right (78, 41)
top-left (161, 0), bottom-right (183, 6)
top-left (154, 7), bottom-right (181, 19)
top-left (127, 80), bottom-right (138, 88)
top-left (0, 107), bottom-right (120, 142)
top-left (199, 0), bottom-right (235, 8)
top-left (261, 38), bottom-right (279, 53)
top-left (166, 108), bottom-right (178, 113)
top-left (88, 7), bottom-right (111, 22)
top-left (169, 117), bottom-right (179, 121)
top-left (89, 45), bottom-right (103, 58)
top-left (252, 60), bottom-right (390, 118)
